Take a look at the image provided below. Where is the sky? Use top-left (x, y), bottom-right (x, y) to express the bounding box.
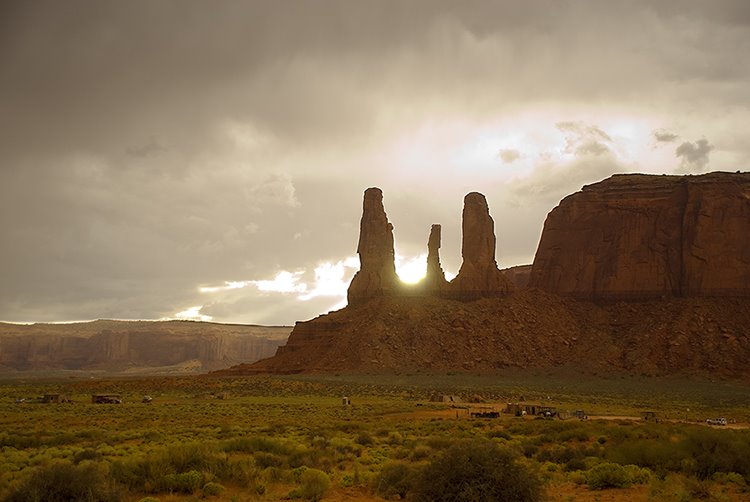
top-left (1, 0), bottom-right (749, 325)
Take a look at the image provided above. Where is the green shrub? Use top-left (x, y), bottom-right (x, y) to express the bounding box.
top-left (413, 440), bottom-right (542, 502)
top-left (202, 481), bottom-right (226, 497)
top-left (680, 428), bottom-right (750, 480)
top-left (298, 468), bottom-right (330, 501)
top-left (223, 436), bottom-right (294, 455)
top-left (586, 462), bottom-right (633, 489)
top-left (255, 451), bottom-right (284, 468)
top-left (292, 465), bottom-right (309, 483)
top-left (4, 460), bottom-right (122, 502)
top-left (72, 448), bottom-right (102, 464)
top-left (374, 461), bottom-right (418, 499)
top-left (623, 464), bottom-right (652, 485)
top-left (160, 470), bottom-right (203, 494)
top-left (355, 432), bottom-right (374, 446)
top-left (606, 438), bottom-right (682, 474)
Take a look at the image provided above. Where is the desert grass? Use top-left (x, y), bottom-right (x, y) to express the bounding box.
top-left (0, 374), bottom-right (748, 501)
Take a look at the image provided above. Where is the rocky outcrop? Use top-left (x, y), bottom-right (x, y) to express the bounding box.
top-left (347, 188), bottom-right (512, 302)
top-left (0, 320), bottom-right (290, 373)
top-left (226, 292), bottom-right (750, 378)
top-left (347, 188), bottom-right (400, 305)
top-left (424, 224), bottom-right (448, 292)
top-left (227, 171), bottom-right (750, 378)
top-left (529, 172), bottom-right (750, 299)
top-left (448, 192), bottom-right (513, 299)
top-left (501, 265), bottom-right (533, 289)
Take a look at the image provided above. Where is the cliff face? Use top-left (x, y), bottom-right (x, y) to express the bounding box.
top-left (224, 292), bottom-right (750, 378)
top-left (529, 172), bottom-right (750, 299)
top-left (0, 320), bottom-right (290, 373)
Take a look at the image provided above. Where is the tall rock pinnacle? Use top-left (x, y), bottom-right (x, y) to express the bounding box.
top-left (424, 224), bottom-right (448, 292)
top-left (449, 192), bottom-right (512, 298)
top-left (347, 187), bottom-right (400, 305)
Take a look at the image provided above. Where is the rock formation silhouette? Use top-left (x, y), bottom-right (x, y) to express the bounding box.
top-left (347, 187), bottom-right (400, 305)
top-left (347, 188), bottom-right (512, 302)
top-left (424, 224), bottom-right (448, 292)
top-left (529, 172), bottom-right (750, 299)
top-left (447, 192), bottom-right (513, 299)
top-left (222, 171), bottom-right (750, 378)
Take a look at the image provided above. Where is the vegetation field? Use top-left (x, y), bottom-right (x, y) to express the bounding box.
top-left (1, 373), bottom-right (749, 501)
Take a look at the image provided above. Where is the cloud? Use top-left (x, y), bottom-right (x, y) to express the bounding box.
top-left (174, 305), bottom-right (213, 322)
top-left (498, 149), bottom-right (521, 164)
top-left (126, 137), bottom-right (167, 158)
top-left (298, 257), bottom-right (359, 301)
top-left (1, 1), bottom-right (750, 324)
top-left (653, 129), bottom-right (679, 143)
top-left (251, 271), bottom-right (307, 294)
top-left (675, 138), bottom-right (714, 172)
top-left (556, 121), bottom-right (612, 157)
top-left (249, 174), bottom-right (300, 208)
top-left (509, 155), bottom-right (630, 205)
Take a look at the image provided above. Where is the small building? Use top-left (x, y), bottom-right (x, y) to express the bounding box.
top-left (342, 396), bottom-right (351, 406)
top-left (574, 410), bottom-right (588, 420)
top-left (42, 393), bottom-right (71, 404)
top-left (92, 394), bottom-right (122, 404)
top-left (503, 402), bottom-right (557, 417)
top-left (503, 403), bottom-right (524, 416)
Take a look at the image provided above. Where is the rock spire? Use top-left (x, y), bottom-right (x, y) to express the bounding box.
top-left (424, 224), bottom-right (448, 292)
top-left (347, 187), bottom-right (400, 304)
top-left (448, 192), bottom-right (513, 298)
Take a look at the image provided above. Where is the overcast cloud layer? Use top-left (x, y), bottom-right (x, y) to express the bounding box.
top-left (1, 0), bottom-right (749, 325)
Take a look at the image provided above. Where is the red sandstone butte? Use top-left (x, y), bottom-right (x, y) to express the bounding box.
top-left (448, 192), bottom-right (513, 298)
top-left (529, 172), bottom-right (750, 299)
top-left (347, 187), bottom-right (400, 305)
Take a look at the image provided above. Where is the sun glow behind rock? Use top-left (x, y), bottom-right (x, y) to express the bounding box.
top-left (395, 253), bottom-right (427, 284)
top-left (174, 306), bottom-right (213, 322)
top-left (299, 257), bottom-right (359, 301)
top-left (186, 253), bottom-right (438, 322)
top-left (252, 271), bottom-right (307, 294)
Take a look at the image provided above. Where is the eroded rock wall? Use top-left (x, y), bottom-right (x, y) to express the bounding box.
top-left (529, 172), bottom-right (750, 299)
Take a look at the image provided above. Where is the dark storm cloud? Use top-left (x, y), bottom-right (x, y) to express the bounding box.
top-left (1, 0), bottom-right (749, 323)
top-left (675, 138), bottom-right (715, 172)
top-left (653, 129), bottom-right (680, 143)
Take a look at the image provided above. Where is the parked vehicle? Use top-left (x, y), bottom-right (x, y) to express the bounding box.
top-left (706, 417), bottom-right (727, 426)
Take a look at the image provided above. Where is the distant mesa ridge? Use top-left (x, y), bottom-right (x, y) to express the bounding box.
top-left (0, 320), bottom-right (291, 374)
top-left (219, 171), bottom-right (750, 377)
